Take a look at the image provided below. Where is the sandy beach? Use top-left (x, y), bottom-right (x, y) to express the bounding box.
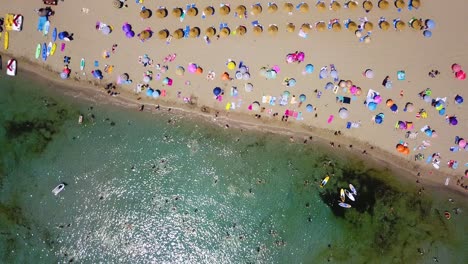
top-left (1, 0), bottom-right (468, 195)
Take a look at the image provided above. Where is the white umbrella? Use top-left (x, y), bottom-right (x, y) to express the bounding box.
top-left (143, 75), bottom-right (151, 83)
top-left (242, 72), bottom-right (250, 80)
top-left (339, 108), bottom-right (349, 119)
top-left (245, 83), bottom-right (253, 92)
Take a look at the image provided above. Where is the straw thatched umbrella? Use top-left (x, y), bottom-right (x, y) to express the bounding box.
top-left (411, 0), bottom-right (421, 8)
top-left (410, 19), bottom-right (422, 30)
top-left (187, 7), bottom-right (198, 17)
top-left (331, 1), bottom-right (341, 11)
top-left (253, 26), bottom-right (263, 35)
top-left (347, 21), bottom-right (358, 32)
top-left (379, 21), bottom-right (390, 30)
top-left (220, 27), bottom-right (230, 38)
top-left (172, 8), bottom-right (182, 18)
top-left (283, 2), bottom-right (294, 13)
top-left (378, 0), bottom-right (390, 9)
top-left (364, 22), bottom-right (374, 31)
top-left (204, 6), bottom-right (214, 16)
top-left (395, 0), bottom-right (405, 9)
top-left (316, 2), bottom-right (326, 11)
top-left (286, 23), bottom-right (296, 32)
top-left (173, 29), bottom-right (184, 39)
top-left (236, 25), bottom-right (247, 36)
top-left (139, 30), bottom-right (151, 41)
top-left (205, 27), bottom-right (216, 37)
top-left (189, 27), bottom-right (200, 38)
top-left (251, 4), bottom-right (262, 15)
top-left (140, 9), bottom-right (151, 19)
top-left (268, 3), bottom-right (278, 13)
top-left (158, 29), bottom-right (169, 39)
top-left (299, 3), bottom-right (309, 12)
top-left (395, 20), bottom-right (406, 31)
top-left (332, 22), bottom-right (342, 32)
top-left (268, 25), bottom-right (278, 35)
top-left (348, 1), bottom-right (358, 10)
top-left (156, 8), bottom-right (168, 18)
top-left (363, 1), bottom-right (373, 12)
top-left (220, 5), bottom-right (230, 15)
top-left (236, 5), bottom-right (247, 15)
top-left (113, 0), bottom-right (123, 9)
top-left (301, 23), bottom-right (311, 33)
top-left (316, 22), bottom-right (326, 32)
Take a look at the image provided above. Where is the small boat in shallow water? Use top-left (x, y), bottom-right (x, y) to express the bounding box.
top-left (349, 184), bottom-right (357, 196)
top-left (345, 190), bottom-right (355, 202)
top-left (52, 183), bottom-right (65, 196)
top-left (78, 114), bottom-right (83, 124)
top-left (339, 202), bottom-right (351, 208)
top-left (340, 189), bottom-right (345, 202)
top-left (320, 176), bottom-right (330, 188)
top-left (444, 211), bottom-right (451, 220)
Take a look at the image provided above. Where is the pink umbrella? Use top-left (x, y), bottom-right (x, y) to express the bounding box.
top-left (188, 63), bottom-right (197, 73)
top-left (272, 65), bottom-right (281, 73)
top-left (455, 70), bottom-right (466, 80)
top-left (296, 52), bottom-right (305, 62)
top-left (459, 139), bottom-right (466, 148)
top-left (286, 54), bottom-right (295, 63)
top-left (350, 85), bottom-right (358, 95)
top-left (452, 63), bottom-right (462, 72)
top-left (374, 95), bottom-right (382, 104)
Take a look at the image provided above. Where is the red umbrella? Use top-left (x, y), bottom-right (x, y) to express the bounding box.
top-left (456, 70), bottom-right (466, 80)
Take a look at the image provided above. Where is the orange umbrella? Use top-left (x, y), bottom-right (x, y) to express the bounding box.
top-left (331, 1), bottom-right (341, 11)
top-left (396, 144), bottom-right (405, 152)
top-left (283, 2), bottom-right (294, 13)
top-left (189, 27), bottom-right (200, 38)
top-left (187, 7), bottom-right (198, 17)
top-left (386, 99), bottom-right (394, 107)
top-left (363, 1), bottom-right (373, 12)
top-left (286, 23), bottom-right (296, 32)
top-left (316, 2), bottom-right (326, 11)
top-left (316, 22), bottom-right (326, 32)
top-left (251, 4), bottom-right (262, 15)
top-left (364, 21), bottom-right (374, 31)
top-left (301, 23), bottom-right (311, 33)
top-left (173, 29), bottom-right (184, 39)
top-left (205, 27), bottom-right (216, 37)
top-left (172, 8), bottom-right (182, 18)
top-left (379, 21), bottom-right (390, 30)
top-left (236, 25), bottom-right (247, 36)
top-left (236, 5), bottom-right (246, 15)
top-left (221, 72), bottom-right (230, 80)
top-left (219, 5), bottom-right (230, 15)
top-left (299, 3), bottom-right (309, 12)
top-left (378, 0), bottom-right (390, 9)
top-left (253, 25), bottom-right (263, 35)
top-left (402, 147), bottom-right (410, 155)
top-left (268, 25), bottom-right (278, 35)
top-left (395, 0), bottom-right (405, 9)
top-left (220, 27), bottom-right (230, 37)
top-left (204, 6), bottom-right (214, 16)
top-left (196, 67), bottom-right (203, 74)
top-left (156, 8), bottom-right (168, 18)
top-left (347, 21), bottom-right (358, 32)
top-left (395, 20), bottom-right (406, 31)
top-left (268, 4), bottom-right (278, 13)
top-left (158, 29), bottom-right (169, 39)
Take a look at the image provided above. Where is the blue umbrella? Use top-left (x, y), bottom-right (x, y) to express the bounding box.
top-left (60, 72), bottom-right (69, 79)
top-left (438, 108), bottom-right (446, 115)
top-left (92, 70), bottom-right (103, 79)
top-left (423, 30), bottom-right (432, 38)
top-left (287, 78), bottom-right (296, 87)
top-left (375, 114), bottom-right (383, 124)
top-left (423, 95), bottom-right (432, 103)
top-left (146, 88), bottom-right (154, 96)
top-left (306, 104), bottom-right (313, 112)
top-left (58, 31), bottom-right (69, 40)
top-left (368, 102), bottom-right (377, 111)
top-left (390, 104), bottom-right (398, 112)
top-left (152, 90), bottom-right (160, 98)
top-left (425, 129), bottom-right (433, 137)
top-left (325, 82), bottom-right (334, 90)
top-left (299, 94), bottom-right (306, 102)
top-left (213, 87), bottom-right (222, 96)
top-left (305, 64), bottom-right (314, 74)
top-left (425, 19), bottom-right (435, 29)
top-left (455, 95), bottom-right (463, 104)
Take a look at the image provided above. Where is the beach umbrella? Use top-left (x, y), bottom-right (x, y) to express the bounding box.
top-left (424, 129), bottom-right (433, 137)
top-left (242, 72), bottom-right (250, 80)
top-left (306, 104), bottom-right (314, 112)
top-left (283, 91), bottom-right (291, 97)
top-left (455, 95), bottom-right (464, 104)
top-left (239, 66), bottom-right (248, 74)
top-left (305, 64), bottom-right (314, 73)
top-left (146, 88), bottom-right (154, 97)
top-left (113, 0), bottom-right (123, 9)
top-left (139, 30), bottom-right (151, 41)
top-left (459, 139), bottom-right (467, 148)
top-left (439, 108), bottom-right (446, 115)
top-left (410, 19), bottom-right (422, 30)
top-left (143, 75), bottom-right (151, 83)
top-left (375, 114), bottom-right (384, 124)
top-left (251, 101), bottom-right (261, 111)
top-left (219, 5), bottom-right (230, 16)
top-left (266, 70), bottom-right (277, 79)
top-left (348, 1), bottom-right (358, 10)
top-left (196, 67), bottom-right (203, 74)
top-left (122, 23), bottom-right (132, 32)
top-left (449, 116), bottom-right (458, 126)
top-left (253, 26), bottom-right (263, 35)
top-left (235, 71), bottom-right (243, 79)
top-left (286, 23), bottom-right (296, 32)
top-left (162, 77), bottom-right (173, 86)
top-left (259, 67), bottom-right (268, 77)
top-left (404, 102), bottom-right (414, 112)
top-left (363, 1), bottom-right (373, 12)
top-left (236, 5), bottom-right (247, 15)
top-left (423, 95), bottom-right (432, 103)
top-left (395, 21), bottom-right (406, 31)
top-left (411, 0), bottom-right (421, 8)
top-left (92, 70), bottom-right (103, 79)
top-left (213, 87), bottom-right (222, 96)
top-left (172, 8), bottom-right (182, 18)
top-left (316, 2), bottom-right (326, 11)
top-left (120, 73), bottom-right (129, 81)
top-left (319, 68), bottom-right (328, 79)
top-left (325, 82), bottom-right (334, 90)
top-left (386, 99), bottom-right (394, 107)
top-left (140, 9), bottom-right (152, 19)
top-left (374, 95), bottom-right (382, 104)
top-left (456, 70), bottom-right (466, 80)
top-left (173, 29), bottom-right (184, 39)
top-left (390, 104), bottom-right (398, 112)
top-left (378, 0), bottom-right (390, 9)
top-left (287, 78), bottom-right (296, 87)
top-left (379, 21), bottom-right (390, 30)
top-left (227, 61), bottom-right (236, 70)
top-left (332, 22), bottom-right (342, 32)
top-left (396, 144), bottom-right (405, 152)
top-left (395, 0), bottom-right (405, 9)
top-left (220, 27), bottom-right (230, 38)
top-left (187, 7), bottom-right (198, 17)
top-left (301, 23), bottom-right (311, 33)
top-left (156, 8), bottom-right (168, 18)
top-left (452, 64), bottom-right (462, 72)
top-left (189, 27), bottom-right (200, 38)
top-left (339, 108), bottom-right (349, 119)
top-left (299, 3), bottom-right (309, 12)
top-left (402, 147), bottom-right (410, 155)
top-left (268, 25), bottom-right (278, 35)
top-left (101, 26), bottom-right (111, 35)
top-left (299, 94), bottom-right (306, 102)
top-left (425, 19), bottom-right (435, 29)
top-left (365, 69), bottom-right (374, 78)
top-left (347, 21), bottom-right (358, 32)
top-left (316, 22), bottom-right (326, 32)
top-left (236, 26), bottom-right (247, 36)
top-left (221, 72), bottom-right (231, 80)
top-left (286, 54), bottom-right (296, 63)
top-left (331, 1), bottom-right (341, 11)
top-left (268, 3), bottom-right (278, 13)
top-left (158, 29), bottom-right (169, 39)
top-left (368, 102), bottom-right (377, 111)
top-left (58, 31), bottom-right (69, 40)
top-left (188, 63), bottom-right (198, 73)
top-left (152, 90), bottom-right (160, 98)
top-left (251, 5), bottom-right (262, 15)
top-left (364, 22), bottom-right (374, 31)
top-left (205, 27), bottom-right (216, 37)
top-left (398, 121), bottom-right (406, 130)
top-left (245, 83), bottom-right (253, 92)
top-left (297, 52), bottom-right (305, 62)
top-left (330, 70), bottom-right (339, 79)
top-left (423, 30), bottom-right (432, 38)
top-left (60, 72), bottom-right (69, 79)
top-left (350, 85), bottom-right (358, 95)
top-left (283, 2), bottom-right (294, 13)
top-left (126, 30), bottom-right (135, 38)
top-left (204, 6), bottom-right (214, 16)
top-left (175, 66), bottom-right (185, 76)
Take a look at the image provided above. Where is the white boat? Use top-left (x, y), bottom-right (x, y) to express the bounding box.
top-left (345, 189), bottom-right (355, 202)
top-left (6, 59), bottom-right (16, 76)
top-left (78, 114), bottom-right (83, 124)
top-left (340, 188), bottom-right (345, 202)
top-left (349, 184), bottom-right (357, 196)
top-left (339, 202), bottom-right (351, 208)
top-left (52, 183), bottom-right (65, 196)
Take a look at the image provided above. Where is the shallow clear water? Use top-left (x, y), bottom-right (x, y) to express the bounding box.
top-left (0, 74), bottom-right (466, 263)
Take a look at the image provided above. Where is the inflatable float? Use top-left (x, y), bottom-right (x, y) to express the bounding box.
top-left (6, 59), bottom-right (17, 76)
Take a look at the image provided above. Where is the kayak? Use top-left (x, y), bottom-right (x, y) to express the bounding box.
top-left (35, 44), bottom-right (41, 59)
top-left (320, 176), bottom-right (330, 188)
top-left (50, 43), bottom-right (57, 56)
top-left (47, 42), bottom-right (52, 56)
top-left (4, 31), bottom-right (9, 50)
top-left (339, 202), bottom-right (351, 208)
top-left (6, 59), bottom-right (17, 76)
top-left (349, 184), bottom-right (357, 196)
top-left (43, 20), bottom-right (50, 36)
top-left (41, 43), bottom-right (47, 61)
top-left (345, 189), bottom-right (355, 202)
top-left (52, 27), bottom-right (57, 42)
top-left (80, 58), bottom-right (85, 71)
top-left (340, 188), bottom-right (345, 202)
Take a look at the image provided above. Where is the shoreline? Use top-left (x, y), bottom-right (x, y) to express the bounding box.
top-left (4, 53), bottom-right (467, 197)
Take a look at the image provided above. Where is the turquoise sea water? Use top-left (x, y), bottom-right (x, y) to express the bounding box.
top-left (0, 73), bottom-right (467, 263)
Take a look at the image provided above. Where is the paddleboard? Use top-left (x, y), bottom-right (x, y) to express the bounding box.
top-left (50, 43), bottom-right (57, 56)
top-left (47, 42), bottom-right (52, 57)
top-left (43, 21), bottom-right (50, 36)
top-left (320, 176), bottom-right (330, 188)
top-left (340, 189), bottom-right (345, 202)
top-left (80, 58), bottom-right (85, 71)
top-left (345, 190), bottom-right (355, 202)
top-left (52, 27), bottom-right (57, 42)
top-left (41, 43), bottom-right (47, 61)
top-left (339, 202), bottom-right (351, 208)
top-left (4, 31), bottom-right (9, 50)
top-left (6, 59), bottom-right (17, 76)
top-left (349, 184), bottom-right (357, 196)
top-left (35, 44), bottom-right (41, 59)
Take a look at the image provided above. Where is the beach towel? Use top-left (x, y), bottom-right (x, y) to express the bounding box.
top-left (161, 89), bottom-right (166, 97)
top-left (231, 101), bottom-right (236, 110)
top-left (225, 102), bottom-right (231, 110)
top-left (327, 115), bottom-right (334, 124)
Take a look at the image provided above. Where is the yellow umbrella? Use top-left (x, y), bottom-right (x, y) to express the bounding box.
top-left (204, 6), bottom-right (214, 16)
top-left (379, 21), bottom-right (390, 30)
top-left (156, 8), bottom-right (168, 18)
top-left (347, 21), bottom-right (358, 32)
top-left (220, 27), bottom-right (230, 38)
top-left (236, 26), bottom-right (247, 36)
top-left (227, 61), bottom-right (236, 70)
top-left (205, 27), bottom-right (216, 37)
top-left (364, 22), bottom-right (374, 31)
top-left (316, 22), bottom-right (326, 32)
top-left (158, 29), bottom-right (169, 39)
top-left (286, 23), bottom-right (296, 33)
top-left (316, 2), bottom-right (326, 11)
top-left (140, 9), bottom-right (151, 19)
top-left (348, 1), bottom-right (358, 10)
top-left (268, 25), bottom-right (278, 35)
top-left (299, 3), bottom-right (309, 12)
top-left (363, 1), bottom-right (373, 12)
top-left (172, 8), bottom-right (182, 18)
top-left (251, 4), bottom-right (262, 15)
top-left (331, 1), bottom-right (341, 11)
top-left (332, 22), bottom-right (342, 32)
top-left (301, 23), bottom-right (311, 33)
top-left (189, 27), bottom-right (200, 38)
top-left (283, 2), bottom-right (294, 13)
top-left (253, 26), bottom-right (263, 35)
top-left (187, 7), bottom-right (198, 17)
top-left (411, 0), bottom-right (421, 8)
top-left (395, 20), bottom-right (406, 31)
top-left (378, 0), bottom-right (390, 9)
top-left (410, 19), bottom-right (422, 30)
top-left (395, 0), bottom-right (405, 9)
top-left (219, 5), bottom-right (230, 15)
top-left (268, 4), bottom-right (278, 13)
top-left (236, 5), bottom-right (246, 15)
top-left (173, 29), bottom-right (184, 39)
